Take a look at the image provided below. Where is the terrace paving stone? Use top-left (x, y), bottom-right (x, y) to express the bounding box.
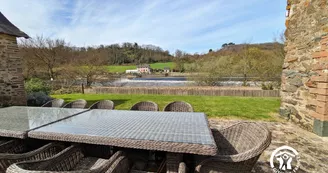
top-left (209, 119), bottom-right (328, 173)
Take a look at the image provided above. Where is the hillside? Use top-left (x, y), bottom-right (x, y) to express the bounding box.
top-left (176, 42), bottom-right (285, 86)
top-left (20, 37), bottom-right (176, 79)
top-left (195, 42), bottom-right (284, 59)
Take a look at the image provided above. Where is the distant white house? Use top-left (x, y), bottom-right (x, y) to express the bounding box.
top-left (164, 67), bottom-right (170, 73)
top-left (125, 69), bottom-right (139, 74)
top-left (125, 64), bottom-right (152, 74)
top-left (137, 64), bottom-right (151, 74)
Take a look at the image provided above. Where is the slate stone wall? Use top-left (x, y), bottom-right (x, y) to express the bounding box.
top-left (281, 0), bottom-right (328, 136)
top-left (0, 33), bottom-right (26, 106)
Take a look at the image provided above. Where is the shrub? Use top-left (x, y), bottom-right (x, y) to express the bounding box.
top-left (261, 83), bottom-right (274, 90)
top-left (25, 78), bottom-right (51, 94)
top-left (135, 73), bottom-right (142, 78)
top-left (27, 92), bottom-right (52, 106)
top-left (51, 87), bottom-right (81, 95)
top-left (0, 102), bottom-right (11, 108)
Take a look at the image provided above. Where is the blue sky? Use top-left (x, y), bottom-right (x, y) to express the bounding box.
top-left (0, 0), bottom-right (286, 53)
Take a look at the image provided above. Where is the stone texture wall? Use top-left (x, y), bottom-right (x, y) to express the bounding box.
top-left (0, 33), bottom-right (26, 106)
top-left (281, 0), bottom-right (328, 136)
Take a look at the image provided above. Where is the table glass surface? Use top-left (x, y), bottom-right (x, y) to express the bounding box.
top-left (0, 106), bottom-right (86, 133)
top-left (32, 110), bottom-right (214, 145)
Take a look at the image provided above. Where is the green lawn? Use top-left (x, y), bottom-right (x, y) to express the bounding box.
top-left (106, 62), bottom-right (175, 73)
top-left (52, 94), bottom-right (280, 121)
top-left (106, 65), bottom-right (136, 73)
top-left (150, 62), bottom-right (175, 69)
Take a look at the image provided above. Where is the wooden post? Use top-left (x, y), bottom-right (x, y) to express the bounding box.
top-left (82, 83), bottom-right (85, 94)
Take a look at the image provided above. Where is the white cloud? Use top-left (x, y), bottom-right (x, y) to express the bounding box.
top-left (0, 0), bottom-right (285, 53)
top-left (0, 0), bottom-right (66, 36)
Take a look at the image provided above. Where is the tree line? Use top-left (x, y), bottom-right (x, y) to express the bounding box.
top-left (19, 35), bottom-right (285, 89)
top-left (19, 36), bottom-right (173, 81)
top-left (172, 41), bottom-right (285, 88)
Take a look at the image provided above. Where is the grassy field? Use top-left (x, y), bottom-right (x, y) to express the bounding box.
top-left (106, 65), bottom-right (135, 73)
top-left (106, 62), bottom-right (175, 73)
top-left (52, 94), bottom-right (281, 121)
top-left (149, 62), bottom-right (175, 69)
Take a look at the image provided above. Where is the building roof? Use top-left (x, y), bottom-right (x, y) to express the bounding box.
top-left (137, 64), bottom-right (150, 68)
top-left (0, 12), bottom-right (29, 38)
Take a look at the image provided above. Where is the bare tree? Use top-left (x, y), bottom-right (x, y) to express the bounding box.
top-left (20, 36), bottom-right (70, 80)
top-left (55, 65), bottom-right (80, 89)
top-left (273, 31), bottom-right (286, 60)
top-left (75, 49), bottom-right (108, 87)
top-left (237, 43), bottom-right (252, 86)
top-left (175, 49), bottom-right (183, 58)
top-left (192, 55), bottom-right (237, 86)
top-left (19, 46), bottom-right (38, 79)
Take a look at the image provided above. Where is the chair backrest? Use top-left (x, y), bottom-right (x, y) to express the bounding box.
top-left (195, 122), bottom-right (271, 173)
top-left (89, 100), bottom-right (115, 110)
top-left (163, 101), bottom-right (193, 112)
top-left (130, 101), bottom-right (159, 111)
top-left (41, 99), bottom-right (65, 108)
top-left (62, 99), bottom-right (87, 109)
top-left (212, 122), bottom-right (271, 158)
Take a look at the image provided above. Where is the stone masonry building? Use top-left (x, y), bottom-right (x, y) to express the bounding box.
top-left (0, 12), bottom-right (29, 106)
top-left (281, 0), bottom-right (328, 136)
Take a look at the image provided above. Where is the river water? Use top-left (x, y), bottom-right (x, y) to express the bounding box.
top-left (91, 77), bottom-right (259, 87)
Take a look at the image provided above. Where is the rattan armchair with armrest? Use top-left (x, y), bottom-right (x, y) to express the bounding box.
top-left (195, 122), bottom-right (271, 173)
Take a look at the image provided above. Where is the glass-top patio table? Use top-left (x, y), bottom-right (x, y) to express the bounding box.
top-left (29, 109), bottom-right (218, 156)
top-left (0, 106), bottom-right (87, 139)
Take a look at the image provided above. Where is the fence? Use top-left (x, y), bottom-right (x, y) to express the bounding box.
top-left (85, 87), bottom-right (280, 97)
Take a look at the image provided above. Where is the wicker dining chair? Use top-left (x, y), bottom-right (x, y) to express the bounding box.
top-left (129, 163), bottom-right (186, 173)
top-left (0, 140), bottom-right (66, 172)
top-left (62, 99), bottom-right (87, 109)
top-left (127, 152), bottom-right (186, 173)
top-left (0, 137), bottom-right (9, 145)
top-left (130, 101), bottom-right (159, 111)
top-left (195, 122), bottom-right (271, 173)
top-left (177, 163), bottom-right (186, 173)
top-left (7, 145), bottom-right (129, 173)
top-left (166, 153), bottom-right (187, 173)
top-left (105, 152), bottom-right (130, 173)
top-left (41, 99), bottom-right (65, 108)
top-left (89, 100), bottom-right (115, 110)
top-left (163, 101), bottom-right (193, 112)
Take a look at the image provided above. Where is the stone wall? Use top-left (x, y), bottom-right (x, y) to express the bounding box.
top-left (0, 33), bottom-right (26, 106)
top-left (281, 0), bottom-right (328, 136)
